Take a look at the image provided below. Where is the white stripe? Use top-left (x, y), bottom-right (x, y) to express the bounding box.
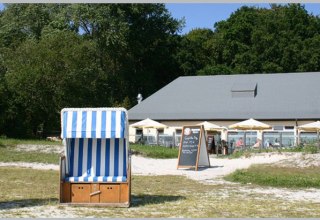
top-left (76, 111), bottom-right (82, 138)
top-left (88, 176), bottom-right (94, 182)
top-left (100, 139), bottom-right (106, 176)
top-left (78, 176), bottom-right (84, 182)
top-left (106, 111), bottom-right (112, 138)
top-left (109, 139), bottom-right (115, 176)
top-left (107, 176), bottom-right (113, 182)
top-left (96, 111), bottom-right (102, 138)
top-left (91, 139), bottom-right (97, 176)
top-left (86, 111), bottom-right (92, 138)
top-left (118, 139), bottom-right (124, 176)
top-left (73, 139), bottom-right (79, 176)
top-left (116, 176), bottom-right (123, 182)
top-left (116, 111), bottom-right (121, 138)
top-left (67, 111), bottom-right (73, 137)
top-left (82, 139), bottom-right (88, 176)
top-left (98, 176), bottom-right (103, 182)
top-left (69, 177), bottom-right (75, 182)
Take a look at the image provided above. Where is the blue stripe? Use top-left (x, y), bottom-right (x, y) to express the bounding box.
top-left (101, 111), bottom-right (106, 138)
top-left (91, 111), bottom-right (97, 138)
top-left (112, 176), bottom-right (117, 182)
top-left (84, 176), bottom-right (89, 182)
top-left (121, 111), bottom-right (126, 138)
top-left (103, 176), bottom-right (108, 182)
top-left (96, 139), bottom-right (101, 176)
top-left (105, 139), bottom-right (110, 176)
top-left (70, 139), bottom-right (75, 176)
top-left (123, 140), bottom-right (126, 176)
top-left (111, 111), bottom-right (116, 138)
top-left (72, 111), bottom-right (77, 138)
top-left (93, 176), bottom-right (98, 182)
top-left (114, 139), bottom-right (119, 176)
top-left (87, 139), bottom-right (92, 175)
top-left (74, 177), bottom-right (79, 182)
top-left (63, 112), bottom-right (67, 138)
top-left (78, 139), bottom-right (83, 176)
top-left (81, 111), bottom-right (87, 138)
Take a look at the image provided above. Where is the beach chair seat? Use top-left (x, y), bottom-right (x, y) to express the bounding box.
top-left (65, 175), bottom-right (127, 183)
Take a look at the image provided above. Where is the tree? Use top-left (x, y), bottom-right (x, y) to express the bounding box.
top-left (0, 3), bottom-right (183, 137)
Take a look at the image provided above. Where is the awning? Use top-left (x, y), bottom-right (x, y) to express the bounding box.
top-left (61, 108), bottom-right (127, 139)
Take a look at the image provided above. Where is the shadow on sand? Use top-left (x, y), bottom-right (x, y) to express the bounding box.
top-left (0, 198), bottom-right (58, 210)
top-left (131, 194), bottom-right (185, 207)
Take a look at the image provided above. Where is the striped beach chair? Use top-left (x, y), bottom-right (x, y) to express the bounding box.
top-left (59, 108), bottom-right (131, 207)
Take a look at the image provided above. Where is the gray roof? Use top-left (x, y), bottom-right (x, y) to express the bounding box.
top-left (128, 72), bottom-right (320, 121)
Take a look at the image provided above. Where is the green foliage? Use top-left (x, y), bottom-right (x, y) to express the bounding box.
top-left (303, 144), bottom-right (319, 154)
top-left (1, 4), bottom-right (320, 137)
top-left (225, 164), bottom-right (320, 188)
top-left (130, 144), bottom-right (179, 159)
top-left (0, 4), bottom-right (183, 137)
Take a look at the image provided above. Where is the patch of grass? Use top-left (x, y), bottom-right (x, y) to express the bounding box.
top-left (1, 167), bottom-right (320, 217)
top-left (0, 147), bottom-right (59, 164)
top-left (130, 144), bottom-right (179, 159)
top-left (0, 167), bottom-right (59, 206)
top-left (0, 138), bottom-right (60, 148)
top-left (225, 164), bottom-right (320, 188)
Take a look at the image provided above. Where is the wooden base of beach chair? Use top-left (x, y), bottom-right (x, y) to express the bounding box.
top-left (60, 182), bottom-right (130, 207)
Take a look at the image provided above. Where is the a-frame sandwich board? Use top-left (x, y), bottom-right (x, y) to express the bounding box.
top-left (177, 125), bottom-right (210, 171)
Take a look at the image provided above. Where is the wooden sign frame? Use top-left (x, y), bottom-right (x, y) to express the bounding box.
top-left (177, 125), bottom-right (210, 171)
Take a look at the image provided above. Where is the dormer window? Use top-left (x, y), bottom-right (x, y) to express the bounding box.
top-left (231, 82), bottom-right (257, 98)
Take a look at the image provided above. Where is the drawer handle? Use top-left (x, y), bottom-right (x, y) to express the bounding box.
top-left (90, 191), bottom-right (101, 196)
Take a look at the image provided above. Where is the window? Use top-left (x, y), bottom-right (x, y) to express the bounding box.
top-left (175, 129), bottom-right (182, 135)
top-left (273, 126), bottom-right (283, 131)
top-left (136, 129), bottom-right (143, 135)
top-left (231, 82), bottom-right (257, 98)
top-left (157, 129), bottom-right (164, 134)
top-left (284, 126), bottom-right (294, 130)
top-left (300, 132), bottom-right (318, 144)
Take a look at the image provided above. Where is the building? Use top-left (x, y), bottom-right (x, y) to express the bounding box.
top-left (128, 72), bottom-right (320, 148)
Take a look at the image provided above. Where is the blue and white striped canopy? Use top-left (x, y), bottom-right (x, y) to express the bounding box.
top-left (61, 108), bottom-right (127, 139)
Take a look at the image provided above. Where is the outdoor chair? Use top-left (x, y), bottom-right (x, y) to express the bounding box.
top-left (59, 108), bottom-right (131, 207)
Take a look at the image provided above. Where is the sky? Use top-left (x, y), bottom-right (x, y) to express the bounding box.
top-left (0, 3), bottom-right (319, 35)
top-left (165, 3), bottom-right (320, 34)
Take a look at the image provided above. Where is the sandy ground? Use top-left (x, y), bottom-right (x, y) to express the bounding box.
top-left (0, 162), bottom-right (58, 170)
top-left (132, 152), bottom-right (299, 182)
top-left (16, 144), bottom-right (64, 154)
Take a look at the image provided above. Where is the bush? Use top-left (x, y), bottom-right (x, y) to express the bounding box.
top-left (303, 144), bottom-right (319, 154)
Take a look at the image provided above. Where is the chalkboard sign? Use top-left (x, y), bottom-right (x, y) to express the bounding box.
top-left (177, 125), bottom-right (210, 170)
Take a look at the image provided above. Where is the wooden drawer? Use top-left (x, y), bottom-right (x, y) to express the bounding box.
top-left (71, 184), bottom-right (90, 203)
top-left (100, 184), bottom-right (120, 203)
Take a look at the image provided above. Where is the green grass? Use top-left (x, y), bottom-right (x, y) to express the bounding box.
top-left (0, 147), bottom-right (59, 164)
top-left (0, 138), bottom-right (60, 164)
top-left (130, 144), bottom-right (179, 159)
top-left (225, 164), bottom-right (320, 188)
top-left (0, 138), bottom-right (60, 148)
top-left (217, 144), bottom-right (320, 159)
top-left (0, 167), bottom-right (58, 204)
top-left (1, 167), bottom-right (320, 217)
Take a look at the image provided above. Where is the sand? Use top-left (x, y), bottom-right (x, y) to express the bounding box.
top-left (132, 152), bottom-right (298, 182)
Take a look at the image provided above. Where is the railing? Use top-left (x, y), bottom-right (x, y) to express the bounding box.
top-left (130, 134), bottom-right (181, 147)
